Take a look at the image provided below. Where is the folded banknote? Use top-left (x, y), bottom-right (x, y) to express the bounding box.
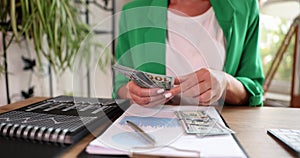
top-left (112, 64), bottom-right (174, 90)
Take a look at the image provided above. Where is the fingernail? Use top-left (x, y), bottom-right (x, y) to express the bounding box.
top-left (164, 93), bottom-right (172, 98)
top-left (157, 89), bottom-right (165, 94)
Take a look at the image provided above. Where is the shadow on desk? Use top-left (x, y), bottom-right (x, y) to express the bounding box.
top-left (78, 151), bottom-right (128, 158)
top-left (0, 137), bottom-right (70, 158)
top-left (0, 137), bottom-right (128, 158)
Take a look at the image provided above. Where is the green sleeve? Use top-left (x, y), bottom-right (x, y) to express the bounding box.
top-left (236, 0), bottom-right (264, 106)
top-left (112, 1), bottom-right (168, 98)
top-left (112, 6), bottom-right (130, 99)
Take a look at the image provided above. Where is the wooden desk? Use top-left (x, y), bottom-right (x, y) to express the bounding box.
top-left (222, 106), bottom-right (300, 158)
top-left (1, 98), bottom-right (300, 158)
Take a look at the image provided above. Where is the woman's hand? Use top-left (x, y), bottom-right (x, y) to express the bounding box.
top-left (118, 81), bottom-right (168, 107)
top-left (168, 68), bottom-right (228, 105)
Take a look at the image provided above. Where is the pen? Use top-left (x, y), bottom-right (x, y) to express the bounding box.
top-left (126, 120), bottom-right (156, 145)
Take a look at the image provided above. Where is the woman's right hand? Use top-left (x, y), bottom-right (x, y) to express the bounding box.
top-left (118, 81), bottom-right (168, 107)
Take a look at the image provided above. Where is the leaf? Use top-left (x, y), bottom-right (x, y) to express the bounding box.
top-left (10, 0), bottom-right (20, 41)
top-left (21, 86), bottom-right (34, 99)
top-left (21, 56), bottom-right (36, 71)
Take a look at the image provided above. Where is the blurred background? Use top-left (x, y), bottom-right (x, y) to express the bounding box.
top-left (0, 0), bottom-right (299, 107)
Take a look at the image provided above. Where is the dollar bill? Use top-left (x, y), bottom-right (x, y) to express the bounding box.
top-left (112, 63), bottom-right (174, 90)
top-left (175, 111), bottom-right (235, 136)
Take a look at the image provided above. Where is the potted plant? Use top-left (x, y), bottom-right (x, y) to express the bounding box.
top-left (0, 0), bottom-right (109, 73)
top-left (0, 0), bottom-right (111, 103)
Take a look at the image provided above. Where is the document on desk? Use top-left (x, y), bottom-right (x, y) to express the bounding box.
top-left (86, 104), bottom-right (247, 158)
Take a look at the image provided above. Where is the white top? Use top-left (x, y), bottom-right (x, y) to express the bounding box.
top-left (166, 7), bottom-right (226, 104)
top-left (166, 7), bottom-right (226, 77)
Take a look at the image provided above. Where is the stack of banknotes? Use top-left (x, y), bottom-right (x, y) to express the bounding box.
top-left (112, 64), bottom-right (174, 90)
top-left (175, 111), bottom-right (235, 136)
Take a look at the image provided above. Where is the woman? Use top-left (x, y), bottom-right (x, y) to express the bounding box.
top-left (113, 0), bottom-right (264, 106)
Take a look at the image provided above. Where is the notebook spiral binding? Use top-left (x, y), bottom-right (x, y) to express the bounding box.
top-left (0, 123), bottom-right (69, 145)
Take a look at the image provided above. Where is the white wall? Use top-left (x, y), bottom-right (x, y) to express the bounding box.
top-left (0, 0), bottom-right (131, 106)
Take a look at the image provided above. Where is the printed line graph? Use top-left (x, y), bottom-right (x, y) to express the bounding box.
top-left (119, 116), bottom-right (179, 128)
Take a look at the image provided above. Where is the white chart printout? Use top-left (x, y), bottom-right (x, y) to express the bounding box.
top-left (86, 104), bottom-right (247, 158)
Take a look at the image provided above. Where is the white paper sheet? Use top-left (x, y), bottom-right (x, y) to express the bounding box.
top-left (86, 104), bottom-right (247, 158)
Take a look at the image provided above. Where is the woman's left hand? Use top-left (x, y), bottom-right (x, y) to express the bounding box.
top-left (168, 68), bottom-right (228, 105)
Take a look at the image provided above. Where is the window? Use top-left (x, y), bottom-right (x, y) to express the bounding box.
top-left (260, 14), bottom-right (295, 105)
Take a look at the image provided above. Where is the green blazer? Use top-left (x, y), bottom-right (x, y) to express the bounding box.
top-left (113, 0), bottom-right (264, 106)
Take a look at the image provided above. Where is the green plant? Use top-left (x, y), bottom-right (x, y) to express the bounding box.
top-left (0, 0), bottom-right (110, 73)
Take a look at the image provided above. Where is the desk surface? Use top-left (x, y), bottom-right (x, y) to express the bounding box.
top-left (0, 97), bottom-right (299, 158)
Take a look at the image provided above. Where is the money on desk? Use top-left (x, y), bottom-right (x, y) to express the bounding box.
top-left (175, 111), bottom-right (235, 136)
top-left (112, 63), bottom-right (174, 90)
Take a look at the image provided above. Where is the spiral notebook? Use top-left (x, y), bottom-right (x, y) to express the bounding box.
top-left (0, 96), bottom-right (130, 146)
